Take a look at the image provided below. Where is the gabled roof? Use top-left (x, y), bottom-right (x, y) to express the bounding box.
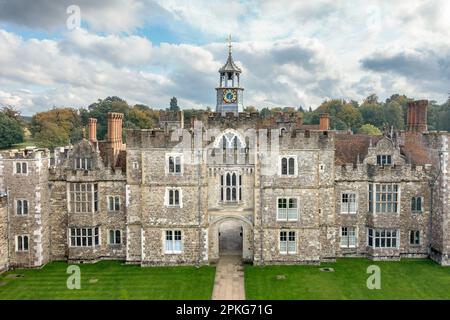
top-left (335, 133), bottom-right (382, 165)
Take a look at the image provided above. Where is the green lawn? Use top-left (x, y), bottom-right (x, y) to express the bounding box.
top-left (0, 261), bottom-right (216, 300)
top-left (245, 258), bottom-right (450, 300)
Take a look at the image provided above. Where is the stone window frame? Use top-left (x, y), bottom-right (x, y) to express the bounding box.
top-left (67, 183), bottom-right (99, 214)
top-left (279, 230), bottom-right (297, 255)
top-left (368, 183), bottom-right (401, 214)
top-left (319, 163), bottom-right (325, 172)
top-left (108, 229), bottom-right (122, 245)
top-left (276, 197), bottom-right (299, 221)
top-left (411, 196), bottom-right (424, 214)
top-left (376, 154), bottom-right (392, 166)
top-left (340, 226), bottom-right (357, 248)
top-left (107, 195), bottom-right (121, 212)
top-left (165, 153), bottom-right (184, 176)
top-left (340, 192), bottom-right (357, 214)
top-left (15, 198), bottom-right (29, 216)
top-left (68, 227), bottom-right (100, 247)
top-left (220, 171), bottom-right (242, 204)
top-left (164, 187), bottom-right (183, 208)
top-left (409, 230), bottom-right (421, 246)
top-left (15, 235), bottom-right (29, 252)
top-left (74, 157), bottom-right (92, 171)
top-left (278, 155), bottom-right (298, 177)
top-left (132, 161), bottom-right (139, 170)
top-left (164, 229), bottom-right (183, 254)
top-left (13, 161), bottom-right (28, 175)
top-left (367, 228), bottom-right (399, 249)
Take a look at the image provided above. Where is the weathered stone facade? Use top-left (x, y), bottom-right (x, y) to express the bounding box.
top-left (0, 47), bottom-right (449, 270)
top-left (0, 105), bottom-right (449, 270)
top-left (0, 195), bottom-right (7, 272)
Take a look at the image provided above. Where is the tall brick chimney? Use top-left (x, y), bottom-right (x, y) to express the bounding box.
top-left (107, 112), bottom-right (124, 166)
top-left (88, 118), bottom-right (97, 142)
top-left (407, 100), bottom-right (428, 133)
top-left (319, 113), bottom-right (330, 131)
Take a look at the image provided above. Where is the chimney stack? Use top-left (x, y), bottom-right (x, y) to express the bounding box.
top-left (107, 112), bottom-right (124, 166)
top-left (407, 100), bottom-right (428, 133)
top-left (319, 113), bottom-right (330, 131)
top-left (88, 118), bottom-right (97, 142)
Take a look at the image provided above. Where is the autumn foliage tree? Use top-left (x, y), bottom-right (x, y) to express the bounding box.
top-left (31, 108), bottom-right (81, 148)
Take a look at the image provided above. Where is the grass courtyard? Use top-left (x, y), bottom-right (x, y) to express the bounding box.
top-left (0, 261), bottom-right (216, 300)
top-left (0, 258), bottom-right (448, 300)
top-left (245, 258), bottom-right (450, 300)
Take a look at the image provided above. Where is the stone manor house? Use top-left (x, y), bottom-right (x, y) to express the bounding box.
top-left (0, 46), bottom-right (449, 272)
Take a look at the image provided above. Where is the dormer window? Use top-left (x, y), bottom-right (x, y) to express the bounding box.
top-left (75, 158), bottom-right (92, 170)
top-left (376, 155), bottom-right (392, 166)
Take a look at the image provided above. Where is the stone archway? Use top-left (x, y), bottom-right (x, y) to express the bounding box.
top-left (209, 215), bottom-right (253, 262)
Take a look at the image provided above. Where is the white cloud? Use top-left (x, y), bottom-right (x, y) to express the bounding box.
top-left (0, 1), bottom-right (450, 115)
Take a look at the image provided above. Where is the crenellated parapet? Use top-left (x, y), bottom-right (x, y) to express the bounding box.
top-left (0, 148), bottom-right (50, 160)
top-left (336, 162), bottom-right (432, 182)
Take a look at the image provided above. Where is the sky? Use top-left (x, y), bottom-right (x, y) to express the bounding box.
top-left (0, 0), bottom-right (450, 115)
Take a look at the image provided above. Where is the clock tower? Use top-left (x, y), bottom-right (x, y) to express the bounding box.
top-left (216, 35), bottom-right (244, 114)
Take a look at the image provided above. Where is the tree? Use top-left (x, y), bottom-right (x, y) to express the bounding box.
top-left (31, 108), bottom-right (81, 148)
top-left (359, 124), bottom-right (382, 136)
top-left (311, 99), bottom-right (361, 131)
top-left (282, 107), bottom-right (297, 113)
top-left (383, 101), bottom-right (404, 130)
top-left (169, 97), bottom-right (180, 111)
top-left (34, 122), bottom-right (69, 149)
top-left (337, 103), bottom-right (363, 130)
top-left (0, 110), bottom-right (24, 148)
top-left (85, 96), bottom-right (130, 140)
top-left (260, 107), bottom-right (271, 118)
top-left (244, 106), bottom-right (257, 113)
top-left (128, 106), bottom-right (156, 129)
top-left (364, 94), bottom-right (379, 105)
top-left (360, 102), bottom-right (384, 128)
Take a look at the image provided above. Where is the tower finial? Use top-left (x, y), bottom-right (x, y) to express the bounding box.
top-left (227, 34), bottom-right (232, 55)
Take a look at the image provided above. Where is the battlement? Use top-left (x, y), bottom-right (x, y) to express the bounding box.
top-left (126, 122), bottom-right (333, 150)
top-left (337, 162), bottom-right (432, 180)
top-left (160, 110), bottom-right (184, 122)
top-left (0, 147), bottom-right (50, 160)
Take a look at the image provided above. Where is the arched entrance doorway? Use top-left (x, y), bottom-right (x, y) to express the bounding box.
top-left (219, 219), bottom-right (243, 255)
top-left (209, 215), bottom-right (253, 262)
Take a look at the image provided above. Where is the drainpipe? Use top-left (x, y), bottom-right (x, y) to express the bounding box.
top-left (428, 151), bottom-right (443, 257)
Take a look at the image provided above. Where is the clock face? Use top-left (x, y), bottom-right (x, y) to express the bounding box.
top-left (223, 89), bottom-right (237, 103)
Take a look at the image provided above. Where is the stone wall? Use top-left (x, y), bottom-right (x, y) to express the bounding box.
top-left (425, 132), bottom-right (450, 265)
top-left (49, 141), bottom-right (127, 263)
top-left (0, 149), bottom-right (51, 268)
top-left (335, 136), bottom-right (432, 261)
top-left (0, 195), bottom-right (7, 272)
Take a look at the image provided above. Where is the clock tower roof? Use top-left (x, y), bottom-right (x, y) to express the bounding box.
top-left (219, 35), bottom-right (242, 73)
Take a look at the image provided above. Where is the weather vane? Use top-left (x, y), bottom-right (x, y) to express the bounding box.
top-left (227, 34), bottom-right (232, 54)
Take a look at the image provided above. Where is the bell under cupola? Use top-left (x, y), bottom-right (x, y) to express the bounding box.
top-left (216, 35), bottom-right (244, 114)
